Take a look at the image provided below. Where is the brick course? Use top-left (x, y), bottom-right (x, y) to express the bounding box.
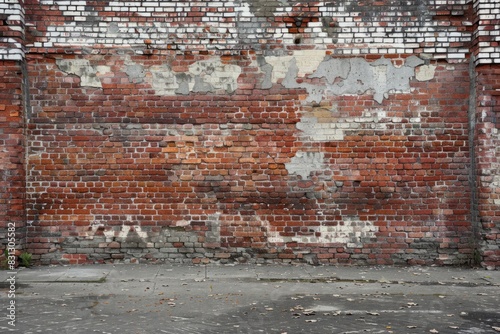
top-left (0, 0), bottom-right (499, 269)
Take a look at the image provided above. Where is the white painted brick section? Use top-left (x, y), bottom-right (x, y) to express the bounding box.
top-left (474, 0), bottom-right (500, 64)
top-left (20, 0), bottom-right (475, 60)
top-left (0, 0), bottom-right (25, 60)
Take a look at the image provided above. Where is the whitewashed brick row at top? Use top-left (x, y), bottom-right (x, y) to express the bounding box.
top-left (0, 0), bottom-right (24, 60)
top-left (474, 0), bottom-right (500, 64)
top-left (23, 0), bottom-right (489, 62)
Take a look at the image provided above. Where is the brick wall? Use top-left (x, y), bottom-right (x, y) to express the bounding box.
top-left (0, 60), bottom-right (26, 255)
top-left (0, 0), bottom-right (497, 268)
top-left (25, 52), bottom-right (473, 265)
top-left (0, 0), bottom-right (24, 60)
top-left (470, 0), bottom-right (500, 269)
top-left (472, 0), bottom-right (500, 65)
top-left (0, 0), bottom-right (26, 255)
top-left (22, 0), bottom-right (472, 59)
top-left (473, 64), bottom-right (500, 269)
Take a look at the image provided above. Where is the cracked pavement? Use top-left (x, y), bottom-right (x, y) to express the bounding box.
top-left (1, 264), bottom-right (499, 333)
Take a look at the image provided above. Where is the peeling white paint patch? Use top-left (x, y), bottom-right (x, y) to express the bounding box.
top-left (296, 108), bottom-right (390, 142)
top-left (56, 59), bottom-right (109, 88)
top-left (296, 115), bottom-right (346, 141)
top-left (309, 56), bottom-right (422, 103)
top-left (285, 151), bottom-right (325, 179)
top-left (416, 64), bottom-right (437, 81)
top-left (146, 58), bottom-right (242, 96)
top-left (102, 225), bottom-right (149, 242)
top-left (265, 50), bottom-right (327, 83)
top-left (188, 58), bottom-right (241, 93)
top-left (148, 64), bottom-right (178, 95)
top-left (268, 51), bottom-right (426, 104)
top-left (268, 216), bottom-right (378, 247)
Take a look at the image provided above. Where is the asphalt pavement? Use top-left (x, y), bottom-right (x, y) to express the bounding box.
top-left (1, 263), bottom-right (499, 334)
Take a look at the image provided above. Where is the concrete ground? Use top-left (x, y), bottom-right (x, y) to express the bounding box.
top-left (0, 264), bottom-right (499, 334)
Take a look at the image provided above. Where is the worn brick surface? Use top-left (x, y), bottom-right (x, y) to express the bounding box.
top-left (473, 0), bottom-right (500, 64)
top-left (0, 0), bottom-right (498, 269)
top-left (473, 64), bottom-right (500, 269)
top-left (0, 60), bottom-right (26, 250)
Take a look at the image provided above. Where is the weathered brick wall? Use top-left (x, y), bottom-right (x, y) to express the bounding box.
top-left (0, 61), bottom-right (26, 253)
top-left (472, 0), bottom-right (500, 65)
top-left (470, 0), bottom-right (500, 269)
top-left (0, 1), bottom-right (26, 253)
top-left (26, 52), bottom-right (473, 265)
top-left (0, 0), bottom-right (24, 60)
top-left (0, 0), bottom-right (496, 267)
top-left (25, 0), bottom-right (472, 57)
top-left (473, 65), bottom-right (500, 270)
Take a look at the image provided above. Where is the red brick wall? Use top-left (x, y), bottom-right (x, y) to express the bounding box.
top-left (473, 65), bottom-right (500, 269)
top-left (0, 0), bottom-right (27, 257)
top-left (0, 60), bottom-right (26, 252)
top-left (0, 0), bottom-right (495, 268)
top-left (25, 52), bottom-right (473, 266)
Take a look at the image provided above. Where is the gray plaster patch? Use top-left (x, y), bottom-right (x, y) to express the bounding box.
top-left (311, 57), bottom-right (351, 84)
top-left (295, 107), bottom-right (391, 142)
top-left (188, 58), bottom-right (241, 94)
top-left (269, 52), bottom-right (428, 104)
top-left (56, 59), bottom-right (107, 88)
top-left (402, 55), bottom-right (425, 68)
top-left (267, 215), bottom-right (378, 246)
top-left (192, 75), bottom-right (214, 93)
top-left (149, 64), bottom-right (178, 95)
top-left (283, 59), bottom-right (325, 103)
top-left (257, 55), bottom-right (273, 89)
top-left (309, 56), bottom-right (420, 103)
top-left (125, 63), bottom-right (145, 83)
top-left (285, 151), bottom-right (325, 179)
top-left (416, 64), bottom-right (437, 81)
top-left (146, 58), bottom-right (242, 96)
top-left (175, 73), bottom-right (191, 95)
top-left (265, 50), bottom-right (327, 84)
